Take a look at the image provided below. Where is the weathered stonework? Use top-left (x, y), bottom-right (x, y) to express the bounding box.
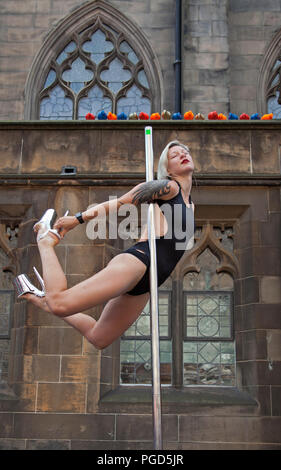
top-left (0, 0), bottom-right (281, 120)
top-left (0, 0), bottom-right (281, 451)
top-left (0, 120), bottom-right (280, 449)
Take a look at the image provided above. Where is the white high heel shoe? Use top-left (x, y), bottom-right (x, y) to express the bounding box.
top-left (33, 266), bottom-right (45, 292)
top-left (33, 209), bottom-right (69, 241)
top-left (13, 267), bottom-right (45, 298)
top-left (33, 209), bottom-right (60, 241)
top-left (13, 273), bottom-right (44, 298)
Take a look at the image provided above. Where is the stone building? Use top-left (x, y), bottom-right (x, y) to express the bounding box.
top-left (0, 0), bottom-right (280, 450)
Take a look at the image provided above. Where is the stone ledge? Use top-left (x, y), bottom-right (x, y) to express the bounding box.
top-left (0, 120), bottom-right (281, 131)
top-left (99, 385), bottom-right (258, 409)
top-left (0, 174), bottom-right (280, 187)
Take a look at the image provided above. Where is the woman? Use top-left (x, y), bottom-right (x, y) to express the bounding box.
top-left (14, 141), bottom-right (195, 350)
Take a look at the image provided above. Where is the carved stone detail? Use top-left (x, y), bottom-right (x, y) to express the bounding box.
top-left (257, 27), bottom-right (281, 115)
top-left (0, 224), bottom-right (19, 275)
top-left (176, 223), bottom-right (239, 278)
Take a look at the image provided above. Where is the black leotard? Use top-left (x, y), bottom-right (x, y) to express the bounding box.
top-left (123, 181), bottom-right (195, 296)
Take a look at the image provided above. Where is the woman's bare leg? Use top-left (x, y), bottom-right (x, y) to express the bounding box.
top-left (22, 290), bottom-right (149, 350)
top-left (23, 293), bottom-right (97, 337)
top-left (36, 234), bottom-right (67, 293)
top-left (85, 292), bottom-right (150, 349)
top-left (35, 230), bottom-right (148, 317)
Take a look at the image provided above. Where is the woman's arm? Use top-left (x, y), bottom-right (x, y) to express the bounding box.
top-left (53, 179), bottom-right (179, 236)
top-left (119, 179), bottom-right (179, 205)
top-left (83, 179), bottom-right (179, 218)
top-left (53, 198), bottom-right (123, 236)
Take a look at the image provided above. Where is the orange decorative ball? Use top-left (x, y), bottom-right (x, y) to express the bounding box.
top-left (107, 112), bottom-right (117, 120)
top-left (184, 111), bottom-right (194, 120)
top-left (150, 113), bottom-right (161, 120)
top-left (261, 113), bottom-right (273, 120)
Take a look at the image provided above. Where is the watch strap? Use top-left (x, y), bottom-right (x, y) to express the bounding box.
top-left (75, 212), bottom-right (85, 224)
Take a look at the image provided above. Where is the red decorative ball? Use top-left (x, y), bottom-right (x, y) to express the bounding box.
top-left (208, 111), bottom-right (219, 120)
top-left (239, 113), bottom-right (250, 120)
top-left (139, 112), bottom-right (149, 120)
top-left (85, 113), bottom-right (95, 120)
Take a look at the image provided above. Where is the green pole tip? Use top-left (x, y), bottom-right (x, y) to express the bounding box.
top-left (145, 129), bottom-right (151, 135)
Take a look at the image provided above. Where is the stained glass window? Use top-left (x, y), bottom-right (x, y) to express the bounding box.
top-left (183, 342), bottom-right (235, 386)
top-left (78, 85), bottom-right (112, 119)
top-left (0, 291), bottom-right (12, 339)
top-left (0, 225), bottom-right (17, 382)
top-left (120, 290), bottom-right (172, 385)
top-left (185, 292), bottom-right (233, 340)
top-left (39, 20), bottom-right (152, 120)
top-left (267, 59), bottom-right (281, 118)
top-left (117, 85), bottom-right (151, 116)
top-left (119, 225), bottom-right (236, 388)
top-left (183, 226), bottom-right (236, 386)
top-left (40, 86), bottom-right (73, 120)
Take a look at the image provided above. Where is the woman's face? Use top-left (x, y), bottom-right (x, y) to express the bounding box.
top-left (167, 145), bottom-right (194, 178)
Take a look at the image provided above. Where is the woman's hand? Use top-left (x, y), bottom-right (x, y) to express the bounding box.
top-left (53, 216), bottom-right (79, 238)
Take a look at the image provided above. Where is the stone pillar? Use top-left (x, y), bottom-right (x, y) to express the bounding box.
top-left (235, 183), bottom-right (281, 417)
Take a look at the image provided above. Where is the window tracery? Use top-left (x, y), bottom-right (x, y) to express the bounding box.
top-left (267, 58), bottom-right (281, 118)
top-left (38, 17), bottom-right (153, 120)
top-left (180, 223), bottom-right (238, 386)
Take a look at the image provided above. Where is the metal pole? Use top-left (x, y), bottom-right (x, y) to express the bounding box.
top-left (145, 126), bottom-right (163, 450)
top-left (174, 0), bottom-right (182, 114)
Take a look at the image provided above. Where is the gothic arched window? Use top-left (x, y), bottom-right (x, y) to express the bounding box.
top-left (118, 222), bottom-right (238, 388)
top-left (181, 223), bottom-right (238, 386)
top-left (24, 1), bottom-right (162, 120)
top-left (258, 27), bottom-right (281, 118)
top-left (0, 224), bottom-right (18, 383)
top-left (267, 58), bottom-right (281, 119)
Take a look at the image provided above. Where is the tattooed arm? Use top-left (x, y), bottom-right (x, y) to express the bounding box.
top-left (118, 179), bottom-right (179, 207)
top-left (131, 179), bottom-right (177, 204)
top-left (53, 180), bottom-right (179, 233)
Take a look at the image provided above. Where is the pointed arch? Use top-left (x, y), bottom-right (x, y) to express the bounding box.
top-left (176, 223), bottom-right (239, 279)
top-left (24, 0), bottom-right (163, 119)
top-left (257, 27), bottom-right (281, 116)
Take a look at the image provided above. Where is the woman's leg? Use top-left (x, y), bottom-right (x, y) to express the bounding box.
top-left (23, 293), bottom-right (97, 337)
top-left (85, 291), bottom-right (150, 350)
top-left (35, 231), bottom-right (148, 317)
top-left (36, 234), bottom-right (67, 293)
top-left (23, 290), bottom-right (150, 350)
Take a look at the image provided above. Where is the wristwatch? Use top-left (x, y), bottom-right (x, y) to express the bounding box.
top-left (75, 212), bottom-right (85, 224)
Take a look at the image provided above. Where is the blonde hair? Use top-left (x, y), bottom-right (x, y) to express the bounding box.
top-left (157, 140), bottom-right (190, 180)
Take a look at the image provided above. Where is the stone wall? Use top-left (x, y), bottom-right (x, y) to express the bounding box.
top-left (183, 0), bottom-right (230, 116)
top-left (228, 0), bottom-right (281, 116)
top-left (183, 0), bottom-right (281, 116)
top-left (0, 120), bottom-right (280, 449)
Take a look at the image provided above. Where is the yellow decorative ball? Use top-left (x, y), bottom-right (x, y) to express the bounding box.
top-left (129, 113), bottom-right (138, 120)
top-left (195, 113), bottom-right (205, 120)
top-left (161, 110), bottom-right (171, 120)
